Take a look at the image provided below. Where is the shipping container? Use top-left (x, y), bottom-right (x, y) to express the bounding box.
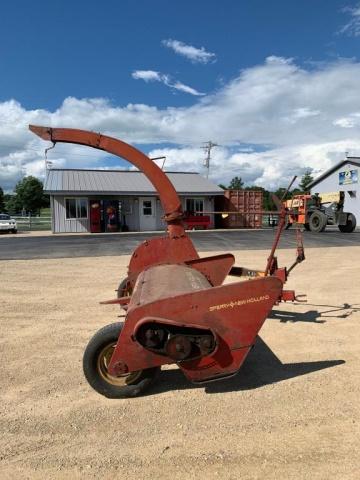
top-left (215, 190), bottom-right (263, 228)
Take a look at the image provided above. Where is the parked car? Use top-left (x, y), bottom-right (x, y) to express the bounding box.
top-left (0, 214), bottom-right (17, 233)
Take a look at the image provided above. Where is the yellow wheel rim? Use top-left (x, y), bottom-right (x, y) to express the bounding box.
top-left (97, 342), bottom-right (142, 386)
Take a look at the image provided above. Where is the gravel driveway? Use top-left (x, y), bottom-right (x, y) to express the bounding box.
top-left (1, 247), bottom-right (359, 479)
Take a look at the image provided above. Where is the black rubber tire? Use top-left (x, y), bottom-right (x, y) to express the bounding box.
top-left (117, 277), bottom-right (133, 298)
top-left (83, 322), bottom-right (159, 399)
top-left (304, 223), bottom-right (310, 231)
top-left (11, 229), bottom-right (17, 234)
top-left (308, 211), bottom-right (327, 233)
top-left (338, 213), bottom-right (357, 233)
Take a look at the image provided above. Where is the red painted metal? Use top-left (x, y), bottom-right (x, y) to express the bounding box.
top-left (89, 200), bottom-right (101, 233)
top-left (127, 235), bottom-right (199, 288)
top-left (183, 214), bottom-right (211, 230)
top-left (29, 125), bottom-right (184, 237)
top-left (29, 124), bottom-right (200, 283)
top-left (30, 125), bottom-right (305, 393)
top-left (107, 264), bottom-right (282, 382)
top-left (185, 253), bottom-right (235, 286)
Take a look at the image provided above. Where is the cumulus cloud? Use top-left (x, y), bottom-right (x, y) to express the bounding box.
top-left (2, 56), bottom-right (360, 191)
top-left (162, 39), bottom-right (216, 64)
top-left (131, 70), bottom-right (163, 82)
top-left (339, 3), bottom-right (360, 36)
top-left (132, 69), bottom-right (204, 96)
top-left (148, 140), bottom-right (359, 191)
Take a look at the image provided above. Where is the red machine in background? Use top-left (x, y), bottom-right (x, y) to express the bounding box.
top-left (30, 125), bottom-right (305, 399)
top-left (183, 214), bottom-right (211, 230)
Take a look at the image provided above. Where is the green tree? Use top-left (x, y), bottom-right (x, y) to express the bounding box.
top-left (14, 176), bottom-right (46, 215)
top-left (4, 194), bottom-right (17, 214)
top-left (0, 187), bottom-right (5, 212)
top-left (228, 176), bottom-right (244, 189)
top-left (299, 170), bottom-right (314, 193)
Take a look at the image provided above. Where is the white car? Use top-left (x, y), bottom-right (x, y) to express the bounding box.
top-left (0, 214), bottom-right (17, 233)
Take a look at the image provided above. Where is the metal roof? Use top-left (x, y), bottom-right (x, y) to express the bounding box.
top-left (44, 169), bottom-right (224, 195)
top-left (308, 157), bottom-right (360, 189)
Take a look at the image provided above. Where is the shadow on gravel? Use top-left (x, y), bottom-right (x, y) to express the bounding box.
top-left (150, 337), bottom-right (345, 396)
top-left (270, 302), bottom-right (360, 324)
top-left (270, 309), bottom-right (326, 323)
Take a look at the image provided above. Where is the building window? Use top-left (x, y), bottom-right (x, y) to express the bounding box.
top-left (65, 198), bottom-right (88, 219)
top-left (142, 200), bottom-right (152, 216)
top-left (186, 198), bottom-right (204, 215)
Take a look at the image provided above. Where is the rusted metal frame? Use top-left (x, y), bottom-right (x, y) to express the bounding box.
top-left (287, 227), bottom-right (306, 275)
top-left (29, 125), bottom-right (185, 238)
top-left (126, 235), bottom-right (199, 288)
top-left (101, 296), bottom-right (130, 306)
top-left (264, 205), bottom-right (287, 277)
top-left (108, 275), bottom-right (283, 381)
top-left (264, 177), bottom-right (298, 277)
top-left (185, 253), bottom-right (235, 286)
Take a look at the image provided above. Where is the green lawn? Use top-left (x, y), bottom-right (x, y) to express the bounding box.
top-left (40, 208), bottom-right (51, 217)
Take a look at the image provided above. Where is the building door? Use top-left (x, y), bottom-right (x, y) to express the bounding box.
top-left (139, 197), bottom-right (156, 231)
top-left (90, 200), bottom-right (102, 233)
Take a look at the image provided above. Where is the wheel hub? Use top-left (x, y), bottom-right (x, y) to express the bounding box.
top-left (97, 343), bottom-right (141, 385)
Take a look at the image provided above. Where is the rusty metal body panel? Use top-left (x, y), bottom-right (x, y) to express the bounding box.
top-left (108, 265), bottom-right (282, 382)
top-left (127, 235), bottom-right (199, 287)
top-left (30, 125), bottom-right (305, 394)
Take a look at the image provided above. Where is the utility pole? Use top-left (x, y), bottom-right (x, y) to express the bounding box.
top-left (202, 141), bottom-right (218, 178)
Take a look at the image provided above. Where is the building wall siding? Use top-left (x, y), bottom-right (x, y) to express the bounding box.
top-left (53, 196), bottom-right (90, 233)
top-left (51, 194), bottom-right (217, 233)
top-left (310, 163), bottom-right (359, 223)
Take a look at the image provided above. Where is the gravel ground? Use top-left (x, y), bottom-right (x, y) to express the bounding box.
top-left (1, 247), bottom-right (359, 479)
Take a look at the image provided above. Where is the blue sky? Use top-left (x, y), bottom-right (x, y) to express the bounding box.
top-left (1, 0), bottom-right (360, 190)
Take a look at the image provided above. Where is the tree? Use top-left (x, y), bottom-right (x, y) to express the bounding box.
top-left (228, 176), bottom-right (244, 190)
top-left (4, 194), bottom-right (18, 214)
top-left (13, 176), bottom-right (47, 215)
top-left (0, 187), bottom-right (5, 212)
top-left (299, 170), bottom-right (314, 193)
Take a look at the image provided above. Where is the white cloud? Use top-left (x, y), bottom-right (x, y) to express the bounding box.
top-left (339, 3), bottom-right (360, 37)
top-left (2, 56), bottom-right (360, 191)
top-left (131, 70), bottom-right (163, 82)
top-left (162, 39), bottom-right (216, 64)
top-left (148, 140), bottom-right (358, 191)
top-left (132, 70), bottom-right (204, 96)
top-left (170, 81), bottom-right (205, 96)
top-left (333, 112), bottom-right (360, 128)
